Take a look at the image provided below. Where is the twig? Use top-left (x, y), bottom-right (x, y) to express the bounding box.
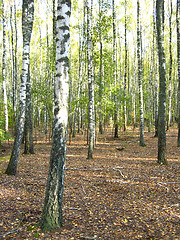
top-left (106, 179), bottom-right (130, 184)
top-left (80, 236), bottom-right (96, 240)
top-left (162, 203), bottom-right (179, 210)
top-left (1, 180), bottom-right (13, 186)
top-left (0, 229), bottom-right (19, 237)
top-left (166, 182), bottom-right (180, 184)
top-left (82, 185), bottom-right (86, 195)
top-left (0, 214), bottom-right (24, 237)
top-left (63, 207), bottom-right (80, 210)
top-left (157, 182), bottom-right (169, 193)
top-left (113, 167), bottom-right (126, 179)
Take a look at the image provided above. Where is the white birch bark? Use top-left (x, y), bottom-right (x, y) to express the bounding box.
top-left (40, 0), bottom-right (71, 231)
top-left (137, 0), bottom-right (145, 146)
top-left (177, 0), bottom-right (180, 146)
top-left (5, 0), bottom-right (34, 175)
top-left (86, 0), bottom-right (95, 159)
top-left (2, 0), bottom-right (8, 133)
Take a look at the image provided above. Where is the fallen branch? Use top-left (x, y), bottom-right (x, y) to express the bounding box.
top-left (0, 228), bottom-right (19, 237)
top-left (157, 182), bottom-right (169, 193)
top-left (82, 185), bottom-right (86, 195)
top-left (162, 203), bottom-right (179, 210)
top-left (113, 167), bottom-right (126, 179)
top-left (106, 179), bottom-right (130, 184)
top-left (80, 236), bottom-right (97, 240)
top-left (0, 214), bottom-right (24, 237)
top-left (1, 180), bottom-right (13, 186)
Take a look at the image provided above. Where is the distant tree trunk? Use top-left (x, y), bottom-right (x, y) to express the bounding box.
top-left (132, 46), bottom-right (137, 129)
top-left (68, 48), bottom-right (73, 139)
top-left (24, 65), bottom-right (34, 154)
top-left (5, 0), bottom-right (34, 175)
top-left (86, 0), bottom-right (95, 159)
top-left (156, 0), bottom-right (167, 164)
top-left (10, 6), bottom-right (15, 113)
top-left (40, 0), bottom-right (71, 231)
top-left (44, 0), bottom-right (50, 136)
top-left (177, 0), bottom-right (180, 146)
top-left (153, 0), bottom-right (159, 137)
top-left (2, 0), bottom-right (8, 133)
top-left (112, 0), bottom-right (118, 138)
top-left (137, 0), bottom-right (145, 146)
top-left (98, 0), bottom-right (103, 134)
top-left (14, 0), bottom-right (18, 114)
top-left (167, 0), bottom-right (173, 131)
top-left (124, 0), bottom-right (127, 132)
top-left (77, 21), bottom-right (82, 134)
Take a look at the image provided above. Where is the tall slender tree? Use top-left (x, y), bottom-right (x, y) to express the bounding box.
top-left (124, 0), bottom-right (127, 132)
top-left (86, 0), bottom-right (95, 159)
top-left (167, 0), bottom-right (173, 131)
top-left (5, 0), bottom-right (34, 175)
top-left (137, 0), bottom-right (145, 146)
top-left (40, 0), bottom-right (71, 231)
top-left (177, 0), bottom-right (180, 146)
top-left (24, 64), bottom-right (34, 154)
top-left (153, 0), bottom-right (159, 137)
top-left (112, 0), bottom-right (118, 138)
top-left (156, 0), bottom-right (167, 164)
top-left (2, 0), bottom-right (8, 133)
top-left (98, 0), bottom-right (103, 134)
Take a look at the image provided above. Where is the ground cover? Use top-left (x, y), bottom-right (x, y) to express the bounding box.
top-left (0, 127), bottom-right (180, 239)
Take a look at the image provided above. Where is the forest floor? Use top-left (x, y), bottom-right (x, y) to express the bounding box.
top-left (0, 127), bottom-right (180, 240)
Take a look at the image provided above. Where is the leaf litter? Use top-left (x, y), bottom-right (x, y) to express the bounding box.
top-left (0, 127), bottom-right (179, 239)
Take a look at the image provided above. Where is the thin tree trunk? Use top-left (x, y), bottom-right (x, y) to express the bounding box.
top-left (24, 65), bottom-right (34, 154)
top-left (40, 0), bottom-right (71, 231)
top-left (98, 0), bottom-right (103, 134)
top-left (14, 0), bottom-right (18, 114)
top-left (167, 0), bottom-right (173, 131)
top-left (2, 0), bottom-right (8, 134)
top-left (156, 0), bottom-right (167, 164)
top-left (124, 0), bottom-right (127, 132)
top-left (86, 0), bottom-right (95, 159)
top-left (5, 0), bottom-right (34, 175)
top-left (137, 0), bottom-right (145, 146)
top-left (177, 0), bottom-right (180, 146)
top-left (112, 0), bottom-right (118, 137)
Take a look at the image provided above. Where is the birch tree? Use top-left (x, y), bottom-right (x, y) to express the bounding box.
top-left (98, 0), bottom-right (103, 134)
top-left (112, 0), bottom-right (118, 137)
top-left (137, 0), bottom-right (145, 146)
top-left (167, 0), bottom-right (173, 131)
top-left (5, 0), bottom-right (34, 175)
top-left (2, 0), bottom-right (8, 133)
top-left (124, 0), bottom-right (127, 132)
top-left (156, 0), bottom-right (167, 164)
top-left (177, 0), bottom-right (180, 146)
top-left (86, 0), bottom-right (95, 159)
top-left (40, 0), bottom-right (71, 231)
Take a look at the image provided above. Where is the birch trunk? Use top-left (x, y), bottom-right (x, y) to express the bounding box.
top-left (24, 65), bottom-right (34, 154)
top-left (5, 0), bottom-right (34, 175)
top-left (156, 0), bottom-right (167, 164)
top-left (177, 0), bottom-right (180, 146)
top-left (2, 0), bottom-right (8, 133)
top-left (40, 0), bottom-right (71, 231)
top-left (167, 0), bottom-right (173, 131)
top-left (98, 0), bottom-right (103, 134)
top-left (124, 0), bottom-right (127, 132)
top-left (86, 0), bottom-right (95, 159)
top-left (137, 0), bottom-right (145, 146)
top-left (112, 0), bottom-right (118, 137)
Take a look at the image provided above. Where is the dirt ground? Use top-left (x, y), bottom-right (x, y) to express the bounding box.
top-left (0, 127), bottom-right (180, 239)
